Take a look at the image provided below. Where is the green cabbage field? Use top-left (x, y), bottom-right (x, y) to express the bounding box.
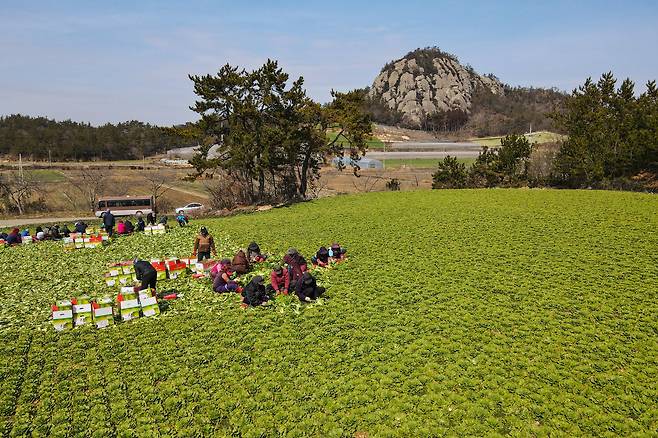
top-left (1, 189), bottom-right (657, 436)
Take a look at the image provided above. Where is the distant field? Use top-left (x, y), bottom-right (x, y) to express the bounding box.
top-left (382, 157), bottom-right (476, 168)
top-left (24, 169), bottom-right (67, 182)
top-left (327, 131), bottom-right (385, 149)
top-left (472, 131), bottom-right (565, 147)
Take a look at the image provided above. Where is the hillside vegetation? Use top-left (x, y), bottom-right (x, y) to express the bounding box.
top-left (1, 190), bottom-right (656, 436)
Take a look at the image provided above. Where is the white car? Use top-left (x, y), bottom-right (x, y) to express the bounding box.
top-left (175, 203), bottom-right (205, 215)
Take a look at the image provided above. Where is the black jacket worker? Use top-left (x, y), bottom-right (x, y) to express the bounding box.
top-left (134, 259), bottom-right (157, 292)
top-left (295, 272), bottom-right (325, 303)
top-left (103, 210), bottom-right (116, 236)
top-left (242, 275), bottom-right (271, 307)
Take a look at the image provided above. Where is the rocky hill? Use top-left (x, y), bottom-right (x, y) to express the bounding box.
top-left (369, 47), bottom-right (504, 126)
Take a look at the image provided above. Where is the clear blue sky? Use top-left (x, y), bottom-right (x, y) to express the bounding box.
top-left (1, 0), bottom-right (657, 125)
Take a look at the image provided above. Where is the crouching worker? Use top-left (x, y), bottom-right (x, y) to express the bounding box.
top-left (212, 259), bottom-right (239, 293)
top-left (247, 241), bottom-right (267, 263)
top-left (312, 246), bottom-right (330, 267)
top-left (133, 259), bottom-right (157, 294)
top-left (231, 249), bottom-right (250, 275)
top-left (283, 248), bottom-right (307, 285)
top-left (329, 242), bottom-right (347, 262)
top-left (267, 264), bottom-right (290, 296)
top-left (295, 272), bottom-right (325, 303)
top-left (242, 276), bottom-right (272, 307)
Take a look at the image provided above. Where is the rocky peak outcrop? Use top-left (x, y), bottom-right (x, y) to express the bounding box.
top-left (370, 48), bottom-right (503, 126)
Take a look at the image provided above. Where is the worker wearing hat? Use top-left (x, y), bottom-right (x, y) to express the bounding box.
top-left (192, 226), bottom-right (217, 260)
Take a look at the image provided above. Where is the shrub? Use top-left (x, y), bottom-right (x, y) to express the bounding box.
top-left (386, 178), bottom-right (401, 191)
top-left (432, 156), bottom-right (468, 189)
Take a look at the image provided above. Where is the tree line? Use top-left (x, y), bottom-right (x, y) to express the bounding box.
top-left (0, 115), bottom-right (196, 161)
top-left (432, 73), bottom-right (658, 191)
top-left (551, 73), bottom-right (658, 187)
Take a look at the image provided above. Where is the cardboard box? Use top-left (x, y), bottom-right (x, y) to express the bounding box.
top-left (117, 274), bottom-right (133, 285)
top-left (104, 274), bottom-right (117, 287)
top-left (52, 309), bottom-right (73, 331)
top-left (119, 299), bottom-right (140, 321)
top-left (139, 296), bottom-right (160, 317)
top-left (168, 269), bottom-right (184, 279)
top-left (55, 300), bottom-right (72, 311)
top-left (120, 286), bottom-right (137, 301)
top-left (22, 236), bottom-right (33, 244)
top-left (152, 224), bottom-right (166, 234)
top-left (72, 304), bottom-right (92, 326)
top-left (194, 259), bottom-right (217, 273)
top-left (93, 305), bottom-right (114, 329)
top-left (74, 295), bottom-right (91, 304)
top-left (180, 257), bottom-right (198, 266)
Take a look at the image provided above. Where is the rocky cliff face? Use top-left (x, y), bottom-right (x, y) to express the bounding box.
top-left (370, 50), bottom-right (503, 126)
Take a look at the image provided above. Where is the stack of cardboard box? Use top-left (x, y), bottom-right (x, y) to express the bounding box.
top-left (118, 287), bottom-right (140, 321)
top-left (51, 300), bottom-right (73, 331)
top-left (166, 259), bottom-right (187, 279)
top-left (71, 295), bottom-right (93, 327)
top-left (151, 260), bottom-right (168, 280)
top-left (137, 288), bottom-right (160, 317)
top-left (92, 297), bottom-right (114, 328)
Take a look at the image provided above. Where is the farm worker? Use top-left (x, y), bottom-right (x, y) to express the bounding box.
top-left (267, 264), bottom-right (290, 296)
top-left (103, 209), bottom-right (116, 236)
top-left (61, 225), bottom-right (71, 237)
top-left (146, 212), bottom-right (156, 226)
top-left (247, 241), bottom-right (266, 262)
top-left (124, 219), bottom-right (134, 233)
top-left (231, 249), bottom-right (250, 275)
top-left (133, 259), bottom-right (158, 294)
top-left (282, 248), bottom-right (308, 285)
top-left (242, 276), bottom-right (272, 307)
top-left (295, 272), bottom-right (325, 303)
top-left (136, 217), bottom-right (146, 232)
top-left (311, 246), bottom-right (330, 267)
top-left (51, 225), bottom-right (62, 240)
top-left (36, 231), bottom-right (45, 241)
top-left (329, 242), bottom-right (347, 261)
top-left (5, 228), bottom-right (22, 245)
top-left (20, 229), bottom-right (29, 237)
top-left (117, 220), bottom-right (127, 235)
top-left (159, 215), bottom-right (168, 226)
top-left (212, 261), bottom-right (239, 293)
top-left (193, 227), bottom-right (217, 261)
top-left (210, 258), bottom-right (231, 280)
top-left (176, 213), bottom-right (187, 227)
top-left (74, 221), bottom-right (87, 234)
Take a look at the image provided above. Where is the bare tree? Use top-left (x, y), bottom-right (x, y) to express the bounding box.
top-left (143, 170), bottom-right (172, 212)
top-left (351, 175), bottom-right (382, 193)
top-left (307, 177), bottom-right (328, 199)
top-left (0, 171), bottom-right (38, 215)
top-left (65, 168), bottom-right (108, 212)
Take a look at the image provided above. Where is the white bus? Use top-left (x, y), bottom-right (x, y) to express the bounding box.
top-left (95, 196), bottom-right (155, 218)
